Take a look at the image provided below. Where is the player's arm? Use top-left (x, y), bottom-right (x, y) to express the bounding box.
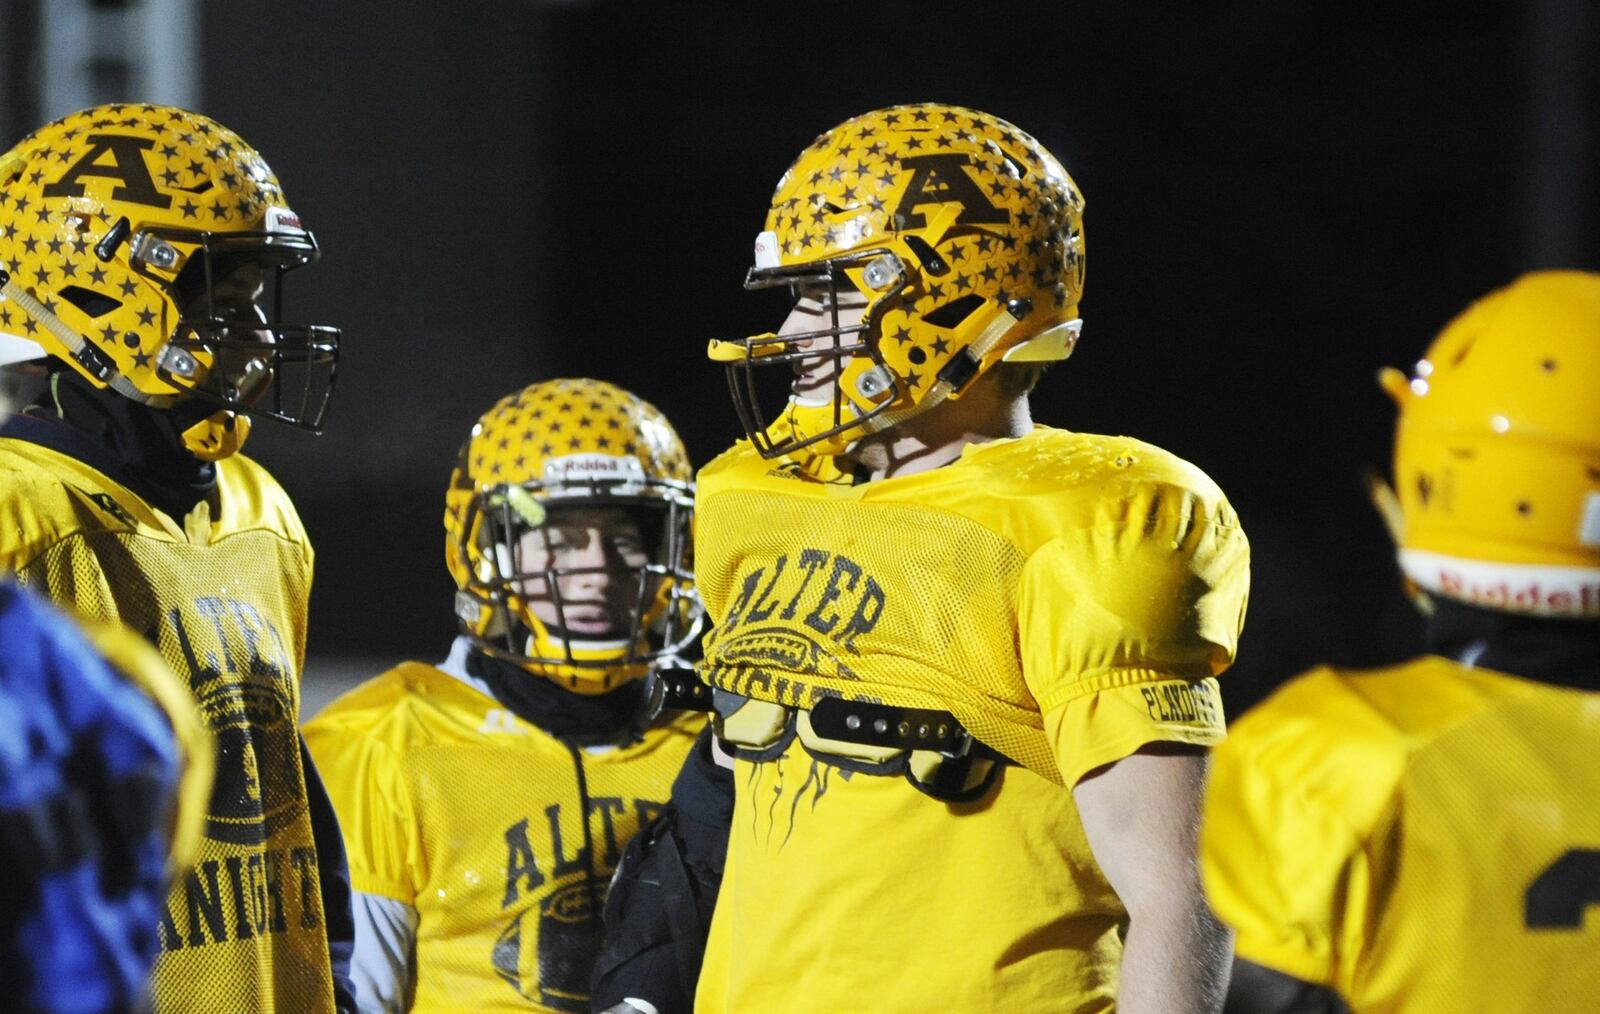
top-left (347, 892), bottom-right (419, 1014)
top-left (592, 725), bottom-right (733, 1014)
top-left (302, 721), bottom-right (422, 1014)
top-left (1074, 743), bottom-right (1231, 1014)
top-left (1023, 475), bottom-right (1248, 1012)
top-left (302, 736), bottom-right (361, 1012)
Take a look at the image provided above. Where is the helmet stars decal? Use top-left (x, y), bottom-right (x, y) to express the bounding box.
top-left (0, 104), bottom-right (336, 459)
top-left (444, 379), bottom-right (702, 694)
top-left (767, 104), bottom-right (1083, 316)
top-left (717, 103), bottom-right (1087, 459)
top-left (461, 379), bottom-right (691, 483)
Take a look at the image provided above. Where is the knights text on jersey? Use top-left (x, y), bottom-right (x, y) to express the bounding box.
top-left (691, 427), bottom-right (1250, 1012)
top-left (1203, 656), bottom-right (1600, 1011)
top-left (0, 434), bottom-right (336, 1013)
top-left (303, 662), bottom-right (704, 1013)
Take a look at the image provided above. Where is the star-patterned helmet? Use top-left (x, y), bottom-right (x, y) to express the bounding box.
top-left (444, 378), bottom-right (702, 692)
top-left (0, 104), bottom-right (337, 460)
top-left (1378, 270), bottom-right (1600, 618)
top-left (707, 103), bottom-right (1086, 459)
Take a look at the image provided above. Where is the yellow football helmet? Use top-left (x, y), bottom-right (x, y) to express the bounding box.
top-left (1378, 270), bottom-right (1600, 618)
top-left (707, 103), bottom-right (1085, 458)
top-left (0, 104), bottom-right (337, 460)
top-left (444, 378), bottom-right (702, 693)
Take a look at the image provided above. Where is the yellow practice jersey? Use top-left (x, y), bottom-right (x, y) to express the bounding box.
top-left (82, 618), bottom-right (216, 876)
top-left (303, 661), bottom-right (704, 1013)
top-left (1203, 656), bottom-right (1600, 1012)
top-left (693, 427), bottom-right (1250, 1013)
top-left (0, 430), bottom-right (336, 1013)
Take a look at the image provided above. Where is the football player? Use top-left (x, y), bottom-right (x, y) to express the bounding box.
top-left (302, 378), bottom-right (706, 1013)
top-left (679, 104), bottom-right (1250, 1012)
top-left (1203, 271), bottom-right (1600, 1012)
top-left (0, 379), bottom-right (212, 1014)
top-left (0, 105), bottom-right (356, 1011)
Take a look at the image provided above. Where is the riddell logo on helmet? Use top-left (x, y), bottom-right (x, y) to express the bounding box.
top-left (543, 453), bottom-right (647, 485)
top-left (753, 230), bottom-right (780, 269)
top-left (1434, 571), bottom-right (1600, 615)
top-left (1401, 550), bottom-right (1600, 617)
top-left (265, 206), bottom-right (305, 233)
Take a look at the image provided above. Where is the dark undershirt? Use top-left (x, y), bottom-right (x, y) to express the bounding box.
top-left (4, 367), bottom-right (217, 522)
top-left (465, 647), bottom-right (651, 746)
top-left (1425, 596), bottom-right (1600, 691)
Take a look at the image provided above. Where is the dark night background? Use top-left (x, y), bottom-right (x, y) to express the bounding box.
top-left (17, 1), bottom-right (1598, 715)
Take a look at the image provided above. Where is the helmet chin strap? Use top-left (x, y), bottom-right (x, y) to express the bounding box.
top-left (0, 270), bottom-right (177, 409)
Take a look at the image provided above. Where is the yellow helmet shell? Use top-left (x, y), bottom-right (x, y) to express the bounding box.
top-left (721, 103), bottom-right (1085, 458)
top-left (443, 378), bottom-right (700, 692)
top-left (1386, 270), bottom-right (1600, 617)
top-left (0, 104), bottom-right (335, 454)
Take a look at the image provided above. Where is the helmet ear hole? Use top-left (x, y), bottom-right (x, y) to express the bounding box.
top-left (58, 285), bottom-right (121, 318)
top-left (923, 294), bottom-right (985, 330)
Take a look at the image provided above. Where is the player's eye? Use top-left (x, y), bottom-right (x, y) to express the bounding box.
top-left (543, 530), bottom-right (577, 552)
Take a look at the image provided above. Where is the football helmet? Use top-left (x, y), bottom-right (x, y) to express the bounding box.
top-left (1379, 270), bottom-right (1600, 618)
top-left (0, 104), bottom-right (337, 460)
top-left (707, 103), bottom-right (1085, 458)
top-left (444, 378), bottom-right (702, 693)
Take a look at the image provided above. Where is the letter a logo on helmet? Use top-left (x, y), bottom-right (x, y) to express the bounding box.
top-left (41, 134), bottom-right (171, 208)
top-left (708, 103), bottom-right (1086, 460)
top-left (892, 154), bottom-right (1010, 228)
top-left (0, 104), bottom-right (339, 461)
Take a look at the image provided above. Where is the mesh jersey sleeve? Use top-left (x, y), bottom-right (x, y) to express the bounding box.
top-left (1019, 481), bottom-right (1249, 787)
top-left (1201, 705), bottom-right (1389, 990)
top-left (302, 722), bottom-right (423, 905)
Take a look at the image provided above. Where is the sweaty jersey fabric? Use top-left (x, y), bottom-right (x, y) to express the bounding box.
top-left (693, 428), bottom-right (1249, 1012)
top-left (1203, 656), bottom-right (1600, 1011)
top-left (303, 660), bottom-right (703, 1013)
top-left (0, 422), bottom-right (338, 1013)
